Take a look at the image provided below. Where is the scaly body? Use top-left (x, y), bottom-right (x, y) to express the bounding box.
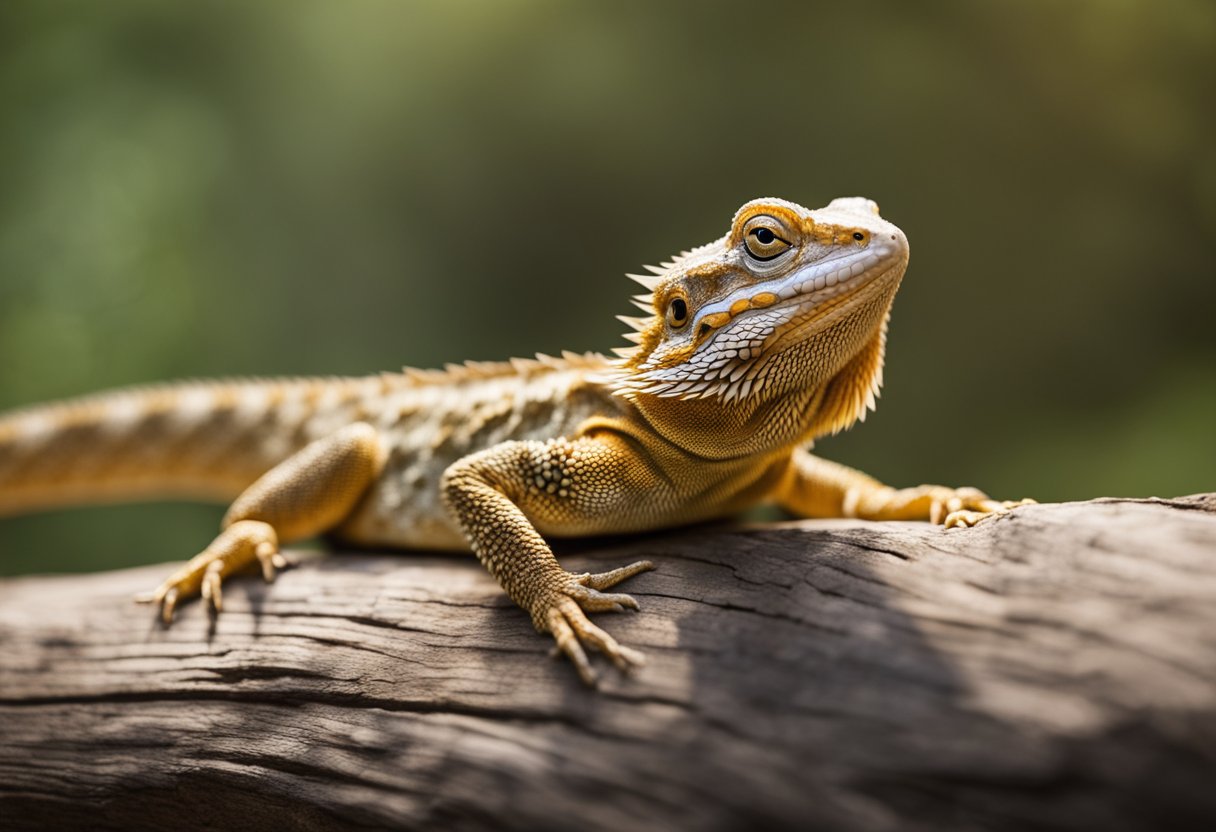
top-left (0, 197), bottom-right (1028, 684)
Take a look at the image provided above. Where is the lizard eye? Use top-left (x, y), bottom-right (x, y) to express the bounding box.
top-left (743, 223), bottom-right (792, 262)
top-left (666, 296), bottom-right (689, 328)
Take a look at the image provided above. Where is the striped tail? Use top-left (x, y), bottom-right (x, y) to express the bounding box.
top-left (0, 378), bottom-right (374, 517)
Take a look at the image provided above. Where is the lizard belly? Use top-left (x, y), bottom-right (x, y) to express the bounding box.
top-left (334, 458), bottom-right (467, 551)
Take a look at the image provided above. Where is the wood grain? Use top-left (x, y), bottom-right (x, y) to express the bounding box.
top-left (2, 496), bottom-right (1214, 831)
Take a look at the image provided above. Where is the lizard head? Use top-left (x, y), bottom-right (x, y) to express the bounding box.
top-left (610, 197), bottom-right (909, 418)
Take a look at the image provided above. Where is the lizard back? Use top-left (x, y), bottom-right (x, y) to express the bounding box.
top-left (0, 353), bottom-right (628, 550)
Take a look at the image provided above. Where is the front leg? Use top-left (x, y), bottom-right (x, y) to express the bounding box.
top-left (441, 434), bottom-right (658, 686)
top-left (777, 447), bottom-right (1033, 527)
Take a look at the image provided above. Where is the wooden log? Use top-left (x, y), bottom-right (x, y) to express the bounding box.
top-left (1, 495), bottom-right (1214, 831)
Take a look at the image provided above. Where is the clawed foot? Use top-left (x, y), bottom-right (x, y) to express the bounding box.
top-left (134, 520), bottom-right (292, 624)
top-left (539, 560), bottom-right (654, 686)
top-left (930, 487), bottom-right (1036, 528)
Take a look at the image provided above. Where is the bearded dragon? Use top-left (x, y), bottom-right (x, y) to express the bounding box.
top-left (0, 197), bottom-right (1029, 685)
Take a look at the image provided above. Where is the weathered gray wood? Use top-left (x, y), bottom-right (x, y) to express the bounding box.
top-left (1, 495), bottom-right (1214, 831)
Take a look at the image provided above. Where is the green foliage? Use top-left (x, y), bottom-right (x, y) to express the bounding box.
top-left (1, 0), bottom-right (1213, 574)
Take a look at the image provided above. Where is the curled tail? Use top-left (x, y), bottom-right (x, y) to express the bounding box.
top-left (0, 378), bottom-right (374, 517)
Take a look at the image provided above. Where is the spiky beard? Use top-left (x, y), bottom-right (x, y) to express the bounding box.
top-left (602, 306), bottom-right (889, 445)
top-left (607, 305), bottom-right (798, 402)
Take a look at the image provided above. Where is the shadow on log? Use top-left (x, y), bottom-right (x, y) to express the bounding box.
top-left (2, 495), bottom-right (1215, 831)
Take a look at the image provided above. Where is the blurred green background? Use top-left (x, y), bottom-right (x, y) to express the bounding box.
top-left (1, 0), bottom-right (1212, 575)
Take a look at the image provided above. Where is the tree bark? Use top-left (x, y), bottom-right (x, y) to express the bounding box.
top-left (1, 495), bottom-right (1214, 832)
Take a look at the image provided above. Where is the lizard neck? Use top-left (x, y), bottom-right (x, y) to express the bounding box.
top-left (630, 385), bottom-right (826, 460)
top-left (627, 301), bottom-right (892, 461)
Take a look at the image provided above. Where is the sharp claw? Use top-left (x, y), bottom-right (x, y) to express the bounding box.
top-left (573, 586), bottom-right (642, 613)
top-left (615, 644), bottom-right (647, 669)
top-left (934, 489), bottom-right (1033, 529)
top-left (255, 550), bottom-right (293, 582)
top-left (161, 588), bottom-right (179, 625)
top-left (575, 662), bottom-right (599, 687)
top-left (580, 560), bottom-right (655, 591)
top-left (548, 608), bottom-right (598, 686)
top-left (203, 565), bottom-right (224, 613)
top-left (541, 565), bottom-right (652, 685)
top-left (254, 541), bottom-right (282, 582)
top-left (138, 521), bottom-right (282, 625)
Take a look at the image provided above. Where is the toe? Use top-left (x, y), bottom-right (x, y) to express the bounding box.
top-left (255, 541), bottom-right (284, 582)
top-left (202, 562), bottom-right (225, 613)
top-left (568, 584), bottom-right (641, 613)
top-left (579, 560), bottom-right (655, 591)
top-left (542, 591), bottom-right (648, 685)
top-left (161, 587), bottom-right (180, 625)
top-left (547, 607), bottom-right (597, 686)
top-left (563, 605), bottom-right (646, 673)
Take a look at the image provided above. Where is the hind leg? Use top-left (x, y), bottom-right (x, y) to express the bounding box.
top-left (137, 422), bottom-right (384, 623)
